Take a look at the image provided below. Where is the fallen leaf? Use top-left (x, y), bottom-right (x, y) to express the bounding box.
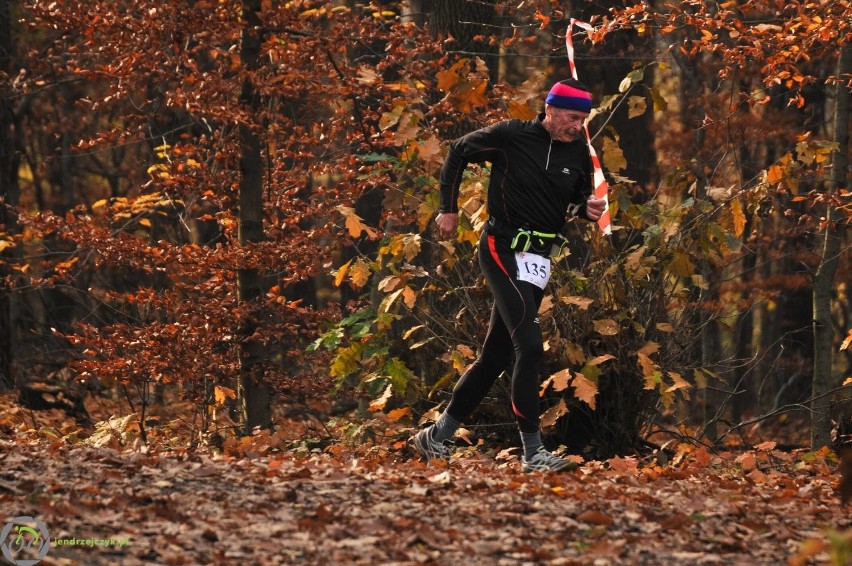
top-left (577, 509), bottom-right (614, 526)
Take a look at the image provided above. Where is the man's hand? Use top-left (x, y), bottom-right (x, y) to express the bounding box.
top-left (585, 196), bottom-right (607, 222)
top-left (435, 212), bottom-right (459, 240)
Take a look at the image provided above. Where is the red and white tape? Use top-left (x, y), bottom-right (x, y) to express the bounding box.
top-left (567, 19), bottom-right (611, 235)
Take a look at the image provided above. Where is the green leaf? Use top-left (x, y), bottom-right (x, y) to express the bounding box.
top-left (384, 357), bottom-right (413, 394)
top-left (359, 152), bottom-right (397, 163)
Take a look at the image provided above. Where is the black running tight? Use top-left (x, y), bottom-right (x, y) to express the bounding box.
top-left (445, 230), bottom-right (546, 433)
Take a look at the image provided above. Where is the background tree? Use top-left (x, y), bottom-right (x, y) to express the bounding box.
top-left (236, 0), bottom-right (271, 433)
top-left (813, 45), bottom-right (851, 448)
top-left (0, 0), bottom-right (14, 390)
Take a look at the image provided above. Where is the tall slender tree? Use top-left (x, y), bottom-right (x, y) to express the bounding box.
top-left (0, 0), bottom-right (16, 390)
top-left (812, 45), bottom-right (851, 448)
top-left (237, 0), bottom-right (271, 432)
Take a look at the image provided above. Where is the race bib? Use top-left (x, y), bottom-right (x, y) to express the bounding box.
top-left (515, 252), bottom-right (551, 289)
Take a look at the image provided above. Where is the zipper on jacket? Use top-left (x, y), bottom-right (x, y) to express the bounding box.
top-left (545, 137), bottom-right (553, 170)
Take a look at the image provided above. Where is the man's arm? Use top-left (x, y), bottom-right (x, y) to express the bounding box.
top-left (435, 121), bottom-right (513, 238)
top-left (568, 150), bottom-right (606, 222)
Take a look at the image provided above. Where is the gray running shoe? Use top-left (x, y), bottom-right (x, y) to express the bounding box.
top-left (413, 427), bottom-right (451, 462)
top-left (521, 447), bottom-right (577, 473)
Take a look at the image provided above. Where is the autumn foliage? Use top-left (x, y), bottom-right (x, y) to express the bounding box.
top-left (0, 1), bottom-right (850, 563)
top-left (0, 0), bottom-right (849, 462)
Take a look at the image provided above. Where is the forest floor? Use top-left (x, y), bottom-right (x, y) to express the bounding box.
top-left (0, 393), bottom-right (850, 566)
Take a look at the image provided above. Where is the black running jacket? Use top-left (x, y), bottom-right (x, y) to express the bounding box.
top-left (438, 113), bottom-right (593, 234)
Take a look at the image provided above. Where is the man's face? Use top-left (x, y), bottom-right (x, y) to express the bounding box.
top-left (544, 105), bottom-right (588, 142)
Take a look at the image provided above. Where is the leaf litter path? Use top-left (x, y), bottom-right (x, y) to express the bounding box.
top-left (1, 440), bottom-right (849, 565)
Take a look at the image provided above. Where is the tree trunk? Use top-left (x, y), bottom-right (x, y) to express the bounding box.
top-left (811, 45), bottom-right (850, 449)
top-left (237, 0), bottom-right (271, 433)
top-left (0, 0), bottom-right (16, 390)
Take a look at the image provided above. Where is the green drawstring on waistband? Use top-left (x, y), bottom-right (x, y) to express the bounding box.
top-left (510, 228), bottom-right (558, 252)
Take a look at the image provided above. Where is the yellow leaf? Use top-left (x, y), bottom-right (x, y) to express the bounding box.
top-left (55, 257), bottom-right (79, 272)
top-left (602, 136), bottom-right (627, 173)
top-left (402, 325), bottom-right (425, 340)
top-left (637, 352), bottom-right (660, 390)
top-left (334, 258), bottom-right (353, 287)
top-left (693, 367), bottom-right (708, 389)
top-left (0, 240), bottom-right (14, 252)
top-left (664, 371), bottom-right (691, 395)
top-left (507, 100), bottom-right (537, 120)
top-left (402, 285), bottom-right (417, 309)
top-left (667, 252), bottom-right (695, 277)
top-left (214, 385), bottom-right (236, 405)
top-left (348, 258), bottom-right (372, 288)
top-left (138, 218), bottom-right (152, 228)
top-left (731, 196), bottom-right (746, 238)
top-left (561, 295), bottom-right (594, 310)
top-left (767, 164), bottom-right (784, 184)
top-left (452, 79), bottom-right (488, 113)
top-left (450, 346), bottom-right (474, 373)
top-left (592, 319), bottom-right (619, 336)
top-left (571, 372), bottom-right (598, 409)
top-left (637, 340), bottom-right (660, 356)
top-left (436, 67), bottom-right (460, 92)
top-left (456, 344), bottom-right (475, 359)
top-left (649, 86), bottom-right (668, 112)
top-left (337, 205), bottom-right (378, 238)
top-left (387, 407), bottom-right (410, 422)
top-left (402, 234), bottom-right (422, 262)
top-left (656, 322), bottom-right (675, 332)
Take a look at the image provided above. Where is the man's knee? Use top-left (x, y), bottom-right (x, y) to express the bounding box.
top-left (514, 336), bottom-right (544, 363)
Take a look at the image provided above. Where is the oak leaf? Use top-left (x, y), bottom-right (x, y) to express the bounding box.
top-left (540, 398), bottom-right (567, 429)
top-left (571, 372), bottom-right (598, 409)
